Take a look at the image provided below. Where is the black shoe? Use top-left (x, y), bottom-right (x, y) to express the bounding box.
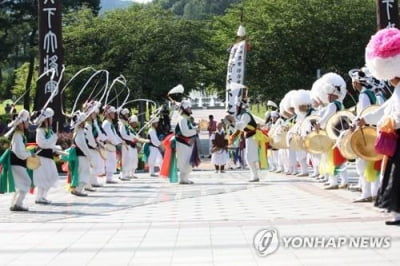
top-left (324, 185), bottom-right (339, 190)
top-left (91, 184), bottom-right (103, 188)
top-left (10, 205), bottom-right (29, 211)
top-left (349, 186), bottom-right (362, 192)
top-left (179, 180), bottom-right (194, 184)
top-left (119, 177), bottom-right (130, 181)
top-left (353, 197), bottom-right (373, 203)
top-left (385, 220), bottom-right (400, 225)
top-left (35, 198), bottom-right (52, 205)
top-left (106, 180), bottom-right (118, 184)
top-left (249, 178), bottom-right (260, 182)
top-left (71, 190), bottom-right (88, 197)
top-left (84, 187), bottom-right (96, 192)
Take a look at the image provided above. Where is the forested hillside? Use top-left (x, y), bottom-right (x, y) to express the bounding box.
top-left (154, 0), bottom-right (241, 19)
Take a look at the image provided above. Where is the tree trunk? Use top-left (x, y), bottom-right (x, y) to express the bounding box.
top-left (24, 55), bottom-right (35, 111)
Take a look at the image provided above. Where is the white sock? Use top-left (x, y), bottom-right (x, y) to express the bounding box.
top-left (76, 183), bottom-right (86, 193)
top-left (106, 172), bottom-right (114, 182)
top-left (36, 187), bottom-right (44, 201)
top-left (11, 193), bottom-right (17, 207)
top-left (43, 188), bottom-right (49, 199)
top-left (16, 191), bottom-right (27, 207)
top-left (249, 162), bottom-right (259, 180)
top-left (393, 212), bottom-right (400, 221)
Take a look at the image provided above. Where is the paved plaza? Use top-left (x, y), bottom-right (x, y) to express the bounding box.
top-left (0, 164), bottom-right (399, 266)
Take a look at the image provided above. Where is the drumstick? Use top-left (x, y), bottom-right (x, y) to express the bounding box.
top-left (359, 126), bottom-right (367, 146)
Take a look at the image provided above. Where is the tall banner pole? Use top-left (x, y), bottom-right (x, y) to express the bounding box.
top-left (36, 0), bottom-right (64, 127)
top-left (376, 0), bottom-right (399, 29)
top-left (225, 23), bottom-right (248, 113)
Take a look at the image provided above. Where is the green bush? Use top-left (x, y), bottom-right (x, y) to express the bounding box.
top-left (0, 136), bottom-right (10, 156)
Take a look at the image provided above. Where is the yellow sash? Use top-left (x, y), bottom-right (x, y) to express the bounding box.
top-left (246, 124), bottom-right (269, 169)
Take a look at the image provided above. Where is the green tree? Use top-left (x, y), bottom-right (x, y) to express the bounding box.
top-left (12, 62), bottom-right (38, 99)
top-left (154, 0), bottom-right (241, 19)
top-left (0, 0), bottom-right (101, 109)
top-left (210, 0), bottom-right (376, 103)
top-left (62, 6), bottom-right (216, 109)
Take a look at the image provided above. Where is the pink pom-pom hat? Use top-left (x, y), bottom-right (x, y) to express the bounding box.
top-left (365, 28), bottom-right (400, 80)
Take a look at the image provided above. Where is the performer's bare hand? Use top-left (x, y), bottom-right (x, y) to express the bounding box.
top-left (355, 118), bottom-right (366, 127)
top-left (314, 123), bottom-right (321, 132)
top-left (225, 115), bottom-right (234, 123)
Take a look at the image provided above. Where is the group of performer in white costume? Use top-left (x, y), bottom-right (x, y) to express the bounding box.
top-left (264, 27), bottom-right (400, 225)
top-left (267, 71), bottom-right (381, 187)
top-left (4, 28), bottom-right (400, 227)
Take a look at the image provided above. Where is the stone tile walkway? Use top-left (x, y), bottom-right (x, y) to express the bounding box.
top-left (0, 166), bottom-right (399, 266)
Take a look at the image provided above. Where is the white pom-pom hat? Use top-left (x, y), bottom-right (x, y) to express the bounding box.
top-left (292, 90), bottom-right (312, 115)
top-left (319, 72), bottom-right (347, 104)
top-left (310, 78), bottom-right (324, 104)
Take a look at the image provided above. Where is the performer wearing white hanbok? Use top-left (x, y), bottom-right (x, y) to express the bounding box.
top-left (233, 99), bottom-right (263, 182)
top-left (7, 110), bottom-right (31, 211)
top-left (316, 73), bottom-right (349, 190)
top-left (175, 99), bottom-right (199, 184)
top-left (356, 28), bottom-right (400, 225)
top-left (308, 82), bottom-right (325, 179)
top-left (127, 115), bottom-right (143, 178)
top-left (289, 90), bottom-right (313, 176)
top-left (119, 110), bottom-right (141, 179)
top-left (83, 101), bottom-right (104, 188)
top-left (117, 108), bottom-right (133, 180)
top-left (349, 69), bottom-right (381, 202)
top-left (148, 118), bottom-right (163, 177)
top-left (278, 95), bottom-right (296, 175)
top-left (71, 111), bottom-right (92, 196)
top-left (267, 111), bottom-right (280, 172)
top-left (102, 105), bottom-right (122, 184)
top-left (33, 108), bottom-right (59, 204)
